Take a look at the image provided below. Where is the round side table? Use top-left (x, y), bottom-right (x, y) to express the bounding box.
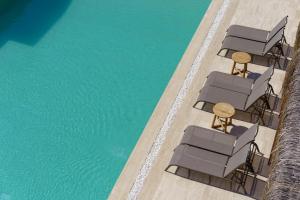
top-left (231, 52), bottom-right (251, 78)
top-left (211, 102), bottom-right (235, 133)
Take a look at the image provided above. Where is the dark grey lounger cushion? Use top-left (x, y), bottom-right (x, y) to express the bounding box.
top-left (206, 71), bottom-right (253, 95)
top-left (263, 29), bottom-right (284, 55)
top-left (170, 144), bottom-right (228, 177)
top-left (252, 66), bottom-right (274, 90)
top-left (245, 81), bottom-right (269, 109)
top-left (181, 126), bottom-right (236, 156)
top-left (233, 123), bottom-right (258, 154)
top-left (267, 16), bottom-right (288, 41)
top-left (225, 16), bottom-right (287, 43)
top-left (224, 143), bottom-right (251, 177)
top-left (221, 28), bottom-right (283, 56)
top-left (181, 124), bottom-right (258, 156)
top-left (226, 25), bottom-right (269, 42)
top-left (198, 85), bottom-right (248, 110)
top-left (221, 36), bottom-right (266, 56)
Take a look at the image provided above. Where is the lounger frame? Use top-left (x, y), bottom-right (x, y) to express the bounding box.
top-left (193, 67), bottom-right (275, 125)
top-left (193, 82), bottom-right (274, 125)
top-left (165, 142), bottom-right (263, 195)
top-left (217, 30), bottom-right (287, 69)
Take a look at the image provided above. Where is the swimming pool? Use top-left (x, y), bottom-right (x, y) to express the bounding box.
top-left (0, 0), bottom-right (210, 199)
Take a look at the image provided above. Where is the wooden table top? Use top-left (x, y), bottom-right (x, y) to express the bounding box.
top-left (213, 102), bottom-right (235, 118)
top-left (232, 52), bottom-right (251, 64)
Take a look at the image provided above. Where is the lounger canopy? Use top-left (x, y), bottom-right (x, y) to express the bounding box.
top-left (193, 67), bottom-right (274, 124)
top-left (226, 16), bottom-right (288, 43)
top-left (180, 123), bottom-right (259, 156)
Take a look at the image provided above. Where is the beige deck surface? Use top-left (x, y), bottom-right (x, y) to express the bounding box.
top-left (109, 0), bottom-right (300, 199)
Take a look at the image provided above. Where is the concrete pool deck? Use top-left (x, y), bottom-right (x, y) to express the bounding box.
top-left (109, 0), bottom-right (300, 199)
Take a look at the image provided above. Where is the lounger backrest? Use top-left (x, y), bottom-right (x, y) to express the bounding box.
top-left (252, 66), bottom-right (274, 89)
top-left (263, 29), bottom-right (284, 55)
top-left (224, 143), bottom-right (251, 177)
top-left (232, 123), bottom-right (259, 154)
top-left (267, 16), bottom-right (288, 42)
top-left (245, 81), bottom-right (269, 110)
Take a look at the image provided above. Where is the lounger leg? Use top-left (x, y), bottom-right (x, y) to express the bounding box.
top-left (193, 101), bottom-right (198, 108)
top-left (275, 56), bottom-right (282, 69)
top-left (233, 170), bottom-right (247, 194)
top-left (279, 46), bottom-right (285, 58)
top-left (262, 95), bottom-right (271, 110)
top-left (229, 116), bottom-right (233, 125)
top-left (259, 106), bottom-right (266, 126)
top-left (217, 48), bottom-right (223, 56)
top-left (241, 170), bottom-right (249, 195)
top-left (251, 142), bottom-right (262, 155)
top-left (251, 106), bottom-right (265, 125)
top-left (230, 173), bottom-right (235, 191)
top-left (165, 165), bottom-right (171, 172)
top-left (247, 143), bottom-right (263, 195)
top-left (283, 35), bottom-right (287, 44)
top-left (268, 84), bottom-right (275, 95)
top-left (260, 116), bottom-right (266, 126)
top-left (250, 111), bottom-right (253, 123)
top-left (270, 49), bottom-right (282, 69)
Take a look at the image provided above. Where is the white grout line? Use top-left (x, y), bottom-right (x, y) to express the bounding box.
top-left (128, 0), bottom-right (231, 199)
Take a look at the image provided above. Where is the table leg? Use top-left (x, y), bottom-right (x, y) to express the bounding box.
top-left (229, 116), bottom-right (233, 125)
top-left (211, 114), bottom-right (217, 128)
top-left (243, 63), bottom-right (248, 78)
top-left (224, 118), bottom-right (228, 133)
top-left (231, 62), bottom-right (236, 75)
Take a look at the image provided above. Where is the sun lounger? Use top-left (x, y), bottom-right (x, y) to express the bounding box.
top-left (180, 123), bottom-right (259, 156)
top-left (165, 142), bottom-right (259, 194)
top-left (219, 28), bottom-right (285, 56)
top-left (226, 16), bottom-right (288, 43)
top-left (218, 29), bottom-right (286, 68)
top-left (193, 67), bottom-right (274, 124)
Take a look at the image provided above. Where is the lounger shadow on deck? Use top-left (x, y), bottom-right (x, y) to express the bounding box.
top-left (166, 153), bottom-right (270, 200)
top-left (171, 164), bottom-right (266, 200)
top-left (252, 154), bottom-right (272, 179)
top-left (198, 101), bottom-right (279, 130)
top-left (196, 92), bottom-right (281, 129)
top-left (222, 49), bottom-right (292, 70)
top-left (193, 67), bottom-right (280, 128)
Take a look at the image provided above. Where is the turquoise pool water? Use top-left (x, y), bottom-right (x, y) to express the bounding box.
top-left (0, 0), bottom-right (210, 199)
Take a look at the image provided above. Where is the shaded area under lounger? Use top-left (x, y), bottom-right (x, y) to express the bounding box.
top-left (221, 47), bottom-right (293, 70)
top-left (174, 154), bottom-right (268, 200)
top-left (199, 98), bottom-right (280, 130)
